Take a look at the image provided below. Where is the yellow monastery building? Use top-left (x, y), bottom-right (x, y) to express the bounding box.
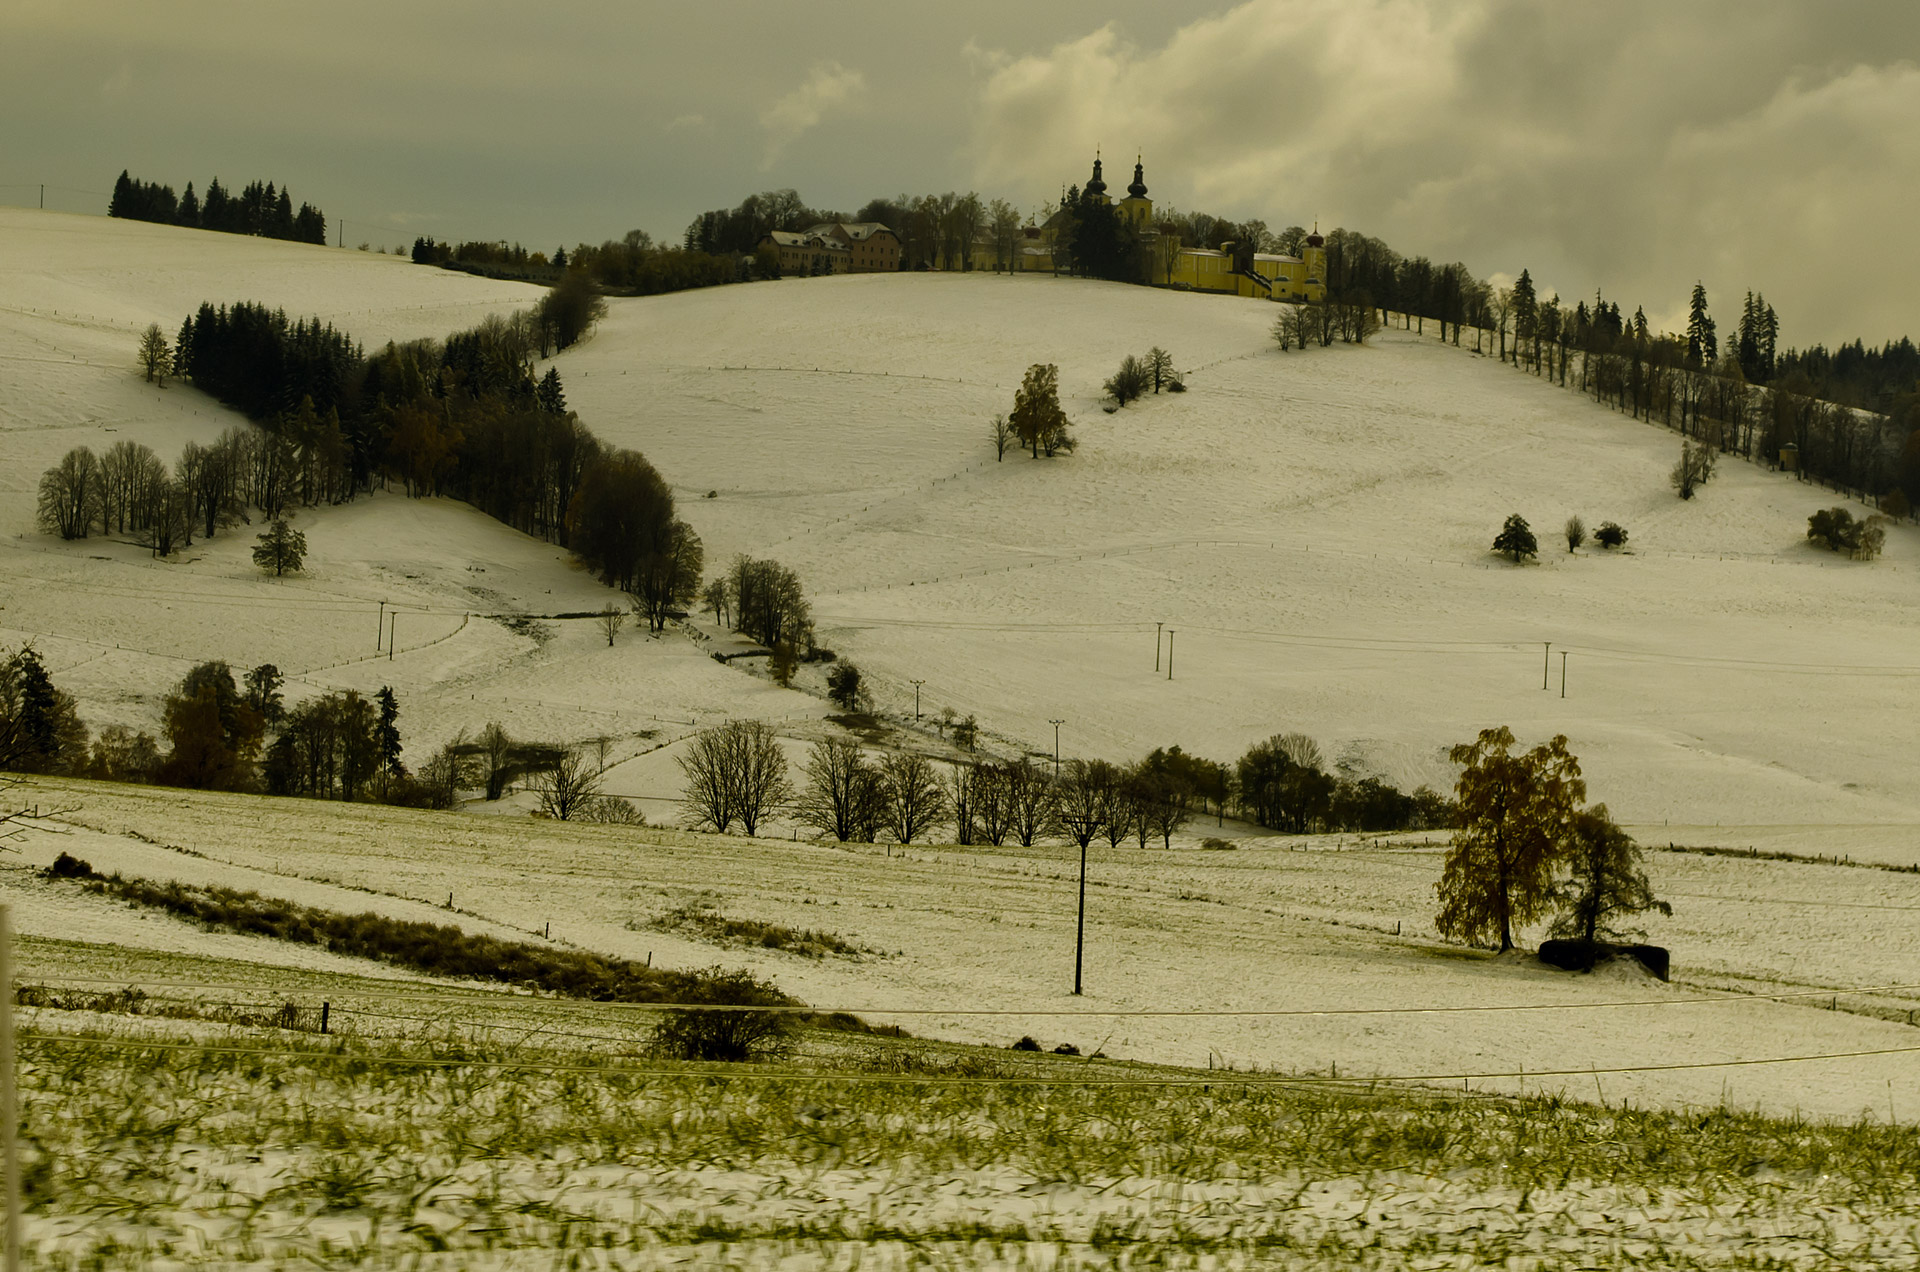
top-left (1017, 155), bottom-right (1327, 305)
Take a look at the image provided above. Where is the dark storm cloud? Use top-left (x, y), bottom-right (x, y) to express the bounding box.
top-left (4, 1), bottom-right (1910, 344)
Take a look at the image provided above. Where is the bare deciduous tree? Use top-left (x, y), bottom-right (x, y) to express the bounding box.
top-left (599, 603), bottom-right (625, 646)
top-left (1004, 758), bottom-right (1053, 847)
top-left (675, 720), bottom-right (791, 837)
top-left (989, 414), bottom-right (1013, 462)
top-left (881, 752), bottom-right (947, 844)
top-left (534, 748), bottom-right (603, 821)
top-left (37, 446), bottom-right (102, 540)
top-left (795, 737), bottom-right (883, 842)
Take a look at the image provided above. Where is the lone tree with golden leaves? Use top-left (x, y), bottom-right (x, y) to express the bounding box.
top-left (1435, 727), bottom-right (1585, 951)
top-left (1010, 363), bottom-right (1074, 458)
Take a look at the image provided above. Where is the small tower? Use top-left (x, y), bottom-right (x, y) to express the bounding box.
top-left (1117, 156), bottom-right (1153, 231)
top-left (1302, 221), bottom-right (1328, 300)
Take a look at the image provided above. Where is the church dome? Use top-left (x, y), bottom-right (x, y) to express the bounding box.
top-left (1127, 159), bottom-right (1148, 199)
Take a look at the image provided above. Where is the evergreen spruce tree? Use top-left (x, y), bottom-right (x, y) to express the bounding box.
top-left (1510, 270), bottom-right (1537, 370)
top-left (252, 518), bottom-right (307, 576)
top-left (177, 181), bottom-right (201, 227)
top-left (536, 367), bottom-right (567, 414)
top-left (375, 686), bottom-right (405, 777)
top-left (1685, 283), bottom-right (1716, 368)
top-left (109, 170), bottom-right (133, 219)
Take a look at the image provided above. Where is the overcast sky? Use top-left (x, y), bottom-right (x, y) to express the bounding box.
top-left (6, 1), bottom-right (1913, 347)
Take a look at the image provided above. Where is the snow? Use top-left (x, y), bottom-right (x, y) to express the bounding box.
top-left (8, 776), bottom-right (1919, 1123)
top-left (2, 210), bottom-right (1918, 1122)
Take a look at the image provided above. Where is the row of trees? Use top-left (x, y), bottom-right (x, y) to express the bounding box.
top-left (0, 643), bottom-right (646, 821)
top-left (35, 429), bottom-right (311, 554)
top-left (109, 171), bottom-right (326, 245)
top-left (671, 720), bottom-right (1455, 846)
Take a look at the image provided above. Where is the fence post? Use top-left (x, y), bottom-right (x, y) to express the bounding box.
top-left (1, 903), bottom-right (19, 1272)
top-left (320, 1002), bottom-right (330, 1035)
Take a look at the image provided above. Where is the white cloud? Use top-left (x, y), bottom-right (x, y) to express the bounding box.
top-left (760, 61), bottom-right (867, 169)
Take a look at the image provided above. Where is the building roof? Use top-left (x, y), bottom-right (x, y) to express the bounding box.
top-left (1126, 159), bottom-right (1148, 199)
top-left (1253, 253), bottom-right (1305, 264)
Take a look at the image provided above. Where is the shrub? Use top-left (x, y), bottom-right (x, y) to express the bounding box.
top-left (1808, 507), bottom-right (1885, 558)
top-left (45, 852), bottom-right (96, 880)
top-left (1051, 1042), bottom-right (1081, 1056)
top-left (1594, 521), bottom-right (1628, 549)
top-left (1009, 1035), bottom-right (1042, 1051)
top-left (1564, 516), bottom-right (1585, 552)
top-left (1201, 836), bottom-right (1235, 851)
top-left (648, 967), bottom-right (796, 1063)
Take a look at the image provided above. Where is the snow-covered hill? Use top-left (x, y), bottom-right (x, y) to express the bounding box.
top-left (2, 208), bottom-right (1915, 850)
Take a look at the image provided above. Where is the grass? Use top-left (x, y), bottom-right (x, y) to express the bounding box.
top-left (51, 860), bottom-right (800, 1009)
top-left (13, 1023), bottom-right (1920, 1269)
top-left (647, 900), bottom-right (878, 959)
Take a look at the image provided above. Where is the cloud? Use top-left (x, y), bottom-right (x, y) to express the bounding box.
top-left (663, 113), bottom-right (707, 133)
top-left (760, 61), bottom-right (867, 169)
top-left (966, 2), bottom-right (1920, 345)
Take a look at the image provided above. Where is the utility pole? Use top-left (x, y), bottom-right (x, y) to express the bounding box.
top-left (1073, 839), bottom-right (1088, 996)
top-left (1049, 719), bottom-right (1064, 780)
top-left (1543, 642), bottom-right (1551, 690)
top-left (1560, 651), bottom-right (1567, 699)
top-left (1166, 630), bottom-right (1174, 680)
top-left (378, 600), bottom-right (386, 650)
top-left (910, 679), bottom-right (924, 720)
top-left (388, 611), bottom-right (397, 660)
top-left (1155, 621), bottom-right (1163, 672)
top-left (38, 184), bottom-right (44, 210)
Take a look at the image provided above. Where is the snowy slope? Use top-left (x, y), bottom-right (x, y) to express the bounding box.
top-left (1, 209), bottom-right (1915, 849)
top-left (559, 270), bottom-right (1920, 841)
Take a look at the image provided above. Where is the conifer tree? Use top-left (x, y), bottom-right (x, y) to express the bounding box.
top-left (1684, 283), bottom-right (1716, 368)
top-left (1492, 513), bottom-right (1537, 563)
top-left (1510, 270), bottom-right (1537, 371)
top-left (252, 517), bottom-right (307, 576)
top-left (375, 686), bottom-right (405, 778)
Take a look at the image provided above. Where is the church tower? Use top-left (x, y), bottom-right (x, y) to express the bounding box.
top-left (1117, 156), bottom-right (1153, 230)
top-left (1085, 152), bottom-right (1110, 205)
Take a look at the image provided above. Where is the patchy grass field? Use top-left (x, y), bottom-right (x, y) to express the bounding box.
top-left (15, 1015), bottom-right (1920, 1271)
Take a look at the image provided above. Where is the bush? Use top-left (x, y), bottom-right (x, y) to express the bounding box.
top-left (1201, 836), bottom-right (1235, 851)
top-left (1564, 516), bottom-right (1585, 552)
top-left (45, 852), bottom-right (96, 880)
top-left (1104, 355), bottom-right (1150, 407)
top-left (1009, 1035), bottom-right (1042, 1051)
top-left (1808, 507), bottom-right (1885, 558)
top-left (1594, 521), bottom-right (1628, 549)
top-left (648, 967), bottom-right (797, 1062)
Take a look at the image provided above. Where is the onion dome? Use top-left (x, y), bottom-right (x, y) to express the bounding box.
top-left (1086, 155), bottom-right (1107, 197)
top-left (1127, 158), bottom-right (1148, 198)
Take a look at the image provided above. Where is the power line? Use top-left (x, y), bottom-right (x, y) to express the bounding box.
top-left (22, 974), bottom-right (1920, 1018)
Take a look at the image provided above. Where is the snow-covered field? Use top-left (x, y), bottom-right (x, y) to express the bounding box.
top-left (9, 776), bottom-right (1920, 1122)
top-left (3, 209), bottom-right (1918, 1126)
